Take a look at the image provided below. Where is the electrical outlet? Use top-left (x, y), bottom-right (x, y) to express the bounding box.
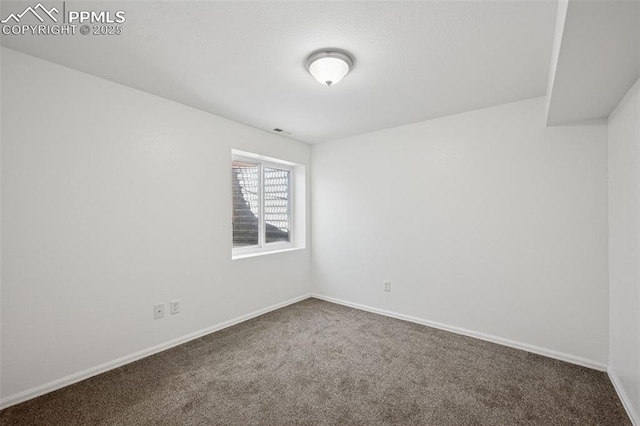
top-left (384, 281), bottom-right (391, 292)
top-left (170, 299), bottom-right (180, 315)
top-left (154, 303), bottom-right (165, 319)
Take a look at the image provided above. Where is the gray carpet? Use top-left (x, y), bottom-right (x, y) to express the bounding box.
top-left (0, 298), bottom-right (630, 425)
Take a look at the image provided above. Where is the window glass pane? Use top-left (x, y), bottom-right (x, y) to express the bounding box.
top-left (232, 160), bottom-right (259, 247)
top-left (264, 167), bottom-right (290, 243)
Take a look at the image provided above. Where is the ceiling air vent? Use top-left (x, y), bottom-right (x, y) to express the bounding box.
top-left (272, 128), bottom-right (291, 134)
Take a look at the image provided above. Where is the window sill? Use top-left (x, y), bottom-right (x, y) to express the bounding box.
top-left (232, 246), bottom-right (305, 260)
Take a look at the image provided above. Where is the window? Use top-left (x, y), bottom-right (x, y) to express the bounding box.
top-left (232, 151), bottom-right (304, 258)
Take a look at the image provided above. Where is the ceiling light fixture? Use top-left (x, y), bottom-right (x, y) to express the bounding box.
top-left (305, 49), bottom-right (354, 87)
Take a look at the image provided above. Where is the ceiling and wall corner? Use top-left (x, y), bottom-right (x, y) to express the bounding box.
top-left (0, 1), bottom-right (557, 144)
top-left (545, 0), bottom-right (569, 121)
top-left (1, 0), bottom-right (637, 135)
top-left (546, 0), bottom-right (640, 125)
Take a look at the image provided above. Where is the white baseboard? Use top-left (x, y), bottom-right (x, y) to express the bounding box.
top-left (608, 368), bottom-right (640, 426)
top-left (0, 293), bottom-right (312, 411)
top-left (311, 293), bottom-right (608, 372)
top-left (2, 293), bottom-right (615, 413)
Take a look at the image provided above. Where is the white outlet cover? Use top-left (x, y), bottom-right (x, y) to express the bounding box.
top-left (170, 299), bottom-right (180, 314)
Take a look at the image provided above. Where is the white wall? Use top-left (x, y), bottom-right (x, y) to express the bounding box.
top-left (0, 45), bottom-right (625, 412)
top-left (608, 78), bottom-right (640, 424)
top-left (0, 48), bottom-right (311, 403)
top-left (312, 97), bottom-right (609, 366)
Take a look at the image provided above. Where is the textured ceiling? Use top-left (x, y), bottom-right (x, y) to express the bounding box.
top-left (1, 1), bottom-right (557, 144)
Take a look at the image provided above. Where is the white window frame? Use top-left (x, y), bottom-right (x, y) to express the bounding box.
top-left (232, 151), bottom-right (300, 259)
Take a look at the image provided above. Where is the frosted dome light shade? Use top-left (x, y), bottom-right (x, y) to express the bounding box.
top-left (306, 50), bottom-right (354, 87)
top-left (309, 57), bottom-right (350, 86)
